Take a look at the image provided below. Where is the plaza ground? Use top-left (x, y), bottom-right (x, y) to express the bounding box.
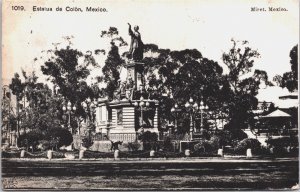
top-left (2, 157), bottom-right (299, 190)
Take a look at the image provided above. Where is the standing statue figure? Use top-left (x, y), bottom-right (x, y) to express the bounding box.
top-left (128, 23), bottom-right (144, 61)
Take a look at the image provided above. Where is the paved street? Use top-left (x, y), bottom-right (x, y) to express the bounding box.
top-left (2, 158), bottom-right (299, 190)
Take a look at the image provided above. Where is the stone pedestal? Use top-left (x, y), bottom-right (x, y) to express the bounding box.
top-left (150, 150), bottom-right (155, 157)
top-left (79, 150), bottom-right (85, 159)
top-left (126, 62), bottom-right (145, 90)
top-left (185, 149), bottom-right (190, 157)
top-left (47, 150), bottom-right (52, 160)
top-left (20, 150), bottom-right (25, 158)
top-left (95, 61), bottom-right (160, 143)
top-left (100, 99), bottom-right (159, 142)
top-left (114, 150), bottom-right (120, 159)
top-left (218, 149), bottom-right (224, 157)
top-left (246, 148), bottom-right (252, 157)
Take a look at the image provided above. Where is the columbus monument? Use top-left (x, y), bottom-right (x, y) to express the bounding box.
top-left (96, 24), bottom-right (159, 144)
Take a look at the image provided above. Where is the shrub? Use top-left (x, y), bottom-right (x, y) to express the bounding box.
top-left (266, 137), bottom-right (298, 148)
top-left (213, 130), bottom-right (235, 147)
top-left (119, 150), bottom-right (150, 158)
top-left (46, 128), bottom-right (73, 149)
top-left (169, 133), bottom-right (186, 140)
top-left (194, 140), bottom-right (212, 152)
top-left (37, 140), bottom-right (51, 151)
top-left (193, 136), bottom-right (221, 153)
top-left (84, 150), bottom-right (114, 158)
top-left (223, 123), bottom-right (248, 141)
top-left (234, 138), bottom-right (261, 154)
top-left (138, 131), bottom-right (158, 150)
top-left (62, 151), bottom-right (77, 159)
top-left (23, 151), bottom-right (47, 158)
top-left (18, 131), bottom-right (43, 152)
top-left (266, 137), bottom-right (299, 156)
top-left (138, 131), bottom-right (158, 142)
top-left (209, 135), bottom-right (221, 150)
top-left (155, 151), bottom-right (185, 158)
top-left (48, 137), bottom-right (60, 150)
top-left (162, 136), bottom-right (173, 151)
top-left (82, 137), bottom-right (94, 149)
top-left (2, 151), bottom-right (21, 158)
top-left (190, 151), bottom-right (221, 157)
top-left (123, 142), bottom-right (141, 151)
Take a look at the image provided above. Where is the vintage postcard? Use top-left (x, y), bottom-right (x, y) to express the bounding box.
top-left (1, 0), bottom-right (299, 191)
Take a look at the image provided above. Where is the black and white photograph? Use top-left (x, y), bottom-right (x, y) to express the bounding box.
top-left (1, 0), bottom-right (299, 191)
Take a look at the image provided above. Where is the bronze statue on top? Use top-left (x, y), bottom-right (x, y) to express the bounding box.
top-left (127, 23), bottom-right (144, 61)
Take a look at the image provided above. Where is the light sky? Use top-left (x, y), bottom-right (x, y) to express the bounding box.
top-left (2, 0), bottom-right (299, 106)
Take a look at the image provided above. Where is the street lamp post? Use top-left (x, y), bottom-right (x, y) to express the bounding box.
top-left (62, 101), bottom-right (76, 134)
top-left (54, 86), bottom-right (77, 134)
top-left (184, 97), bottom-right (209, 141)
top-left (134, 96), bottom-right (150, 133)
top-left (20, 86), bottom-right (28, 135)
top-left (15, 100), bottom-right (25, 147)
top-left (184, 97), bottom-right (198, 141)
top-left (82, 98), bottom-right (97, 137)
top-left (198, 100), bottom-right (209, 134)
top-left (82, 98), bottom-right (97, 123)
top-left (171, 103), bottom-right (181, 133)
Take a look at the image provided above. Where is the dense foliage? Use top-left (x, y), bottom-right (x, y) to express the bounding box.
top-left (5, 26), bottom-right (294, 154)
top-left (266, 136), bottom-right (298, 148)
top-left (274, 45), bottom-right (298, 92)
top-left (82, 137), bottom-right (94, 149)
top-left (233, 138), bottom-right (261, 154)
top-left (138, 131), bottom-right (158, 150)
top-left (41, 46), bottom-right (102, 119)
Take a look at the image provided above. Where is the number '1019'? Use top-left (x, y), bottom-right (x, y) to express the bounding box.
top-left (12, 6), bottom-right (24, 11)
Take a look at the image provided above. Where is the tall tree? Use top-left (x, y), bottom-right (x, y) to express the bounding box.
top-left (222, 39), bottom-right (271, 131)
top-left (101, 42), bottom-right (124, 100)
top-left (274, 44), bottom-right (298, 92)
top-left (98, 27), bottom-right (126, 100)
top-left (9, 72), bottom-right (27, 139)
top-left (1, 87), bottom-right (16, 144)
top-left (41, 44), bottom-right (102, 121)
top-left (8, 71), bottom-right (75, 148)
top-left (141, 45), bottom-right (225, 132)
top-left (9, 73), bottom-right (25, 101)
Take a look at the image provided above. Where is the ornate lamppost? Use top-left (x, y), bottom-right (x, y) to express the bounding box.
top-left (198, 100), bottom-right (209, 135)
top-left (82, 98), bottom-right (97, 123)
top-left (184, 97), bottom-right (198, 141)
top-left (171, 103), bottom-right (181, 134)
top-left (134, 96), bottom-right (150, 133)
top-left (62, 101), bottom-right (76, 134)
top-left (82, 98), bottom-right (97, 137)
top-left (184, 97), bottom-right (209, 141)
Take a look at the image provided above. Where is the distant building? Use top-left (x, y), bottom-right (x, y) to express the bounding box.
top-left (252, 101), bottom-right (275, 116)
top-left (245, 93), bottom-right (298, 146)
top-left (277, 91), bottom-right (298, 108)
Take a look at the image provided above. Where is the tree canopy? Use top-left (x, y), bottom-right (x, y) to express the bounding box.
top-left (221, 40), bottom-right (271, 131)
top-left (9, 71), bottom-right (74, 150)
top-left (6, 26), bottom-right (283, 148)
top-left (41, 46), bottom-right (101, 105)
top-left (274, 45), bottom-right (298, 92)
